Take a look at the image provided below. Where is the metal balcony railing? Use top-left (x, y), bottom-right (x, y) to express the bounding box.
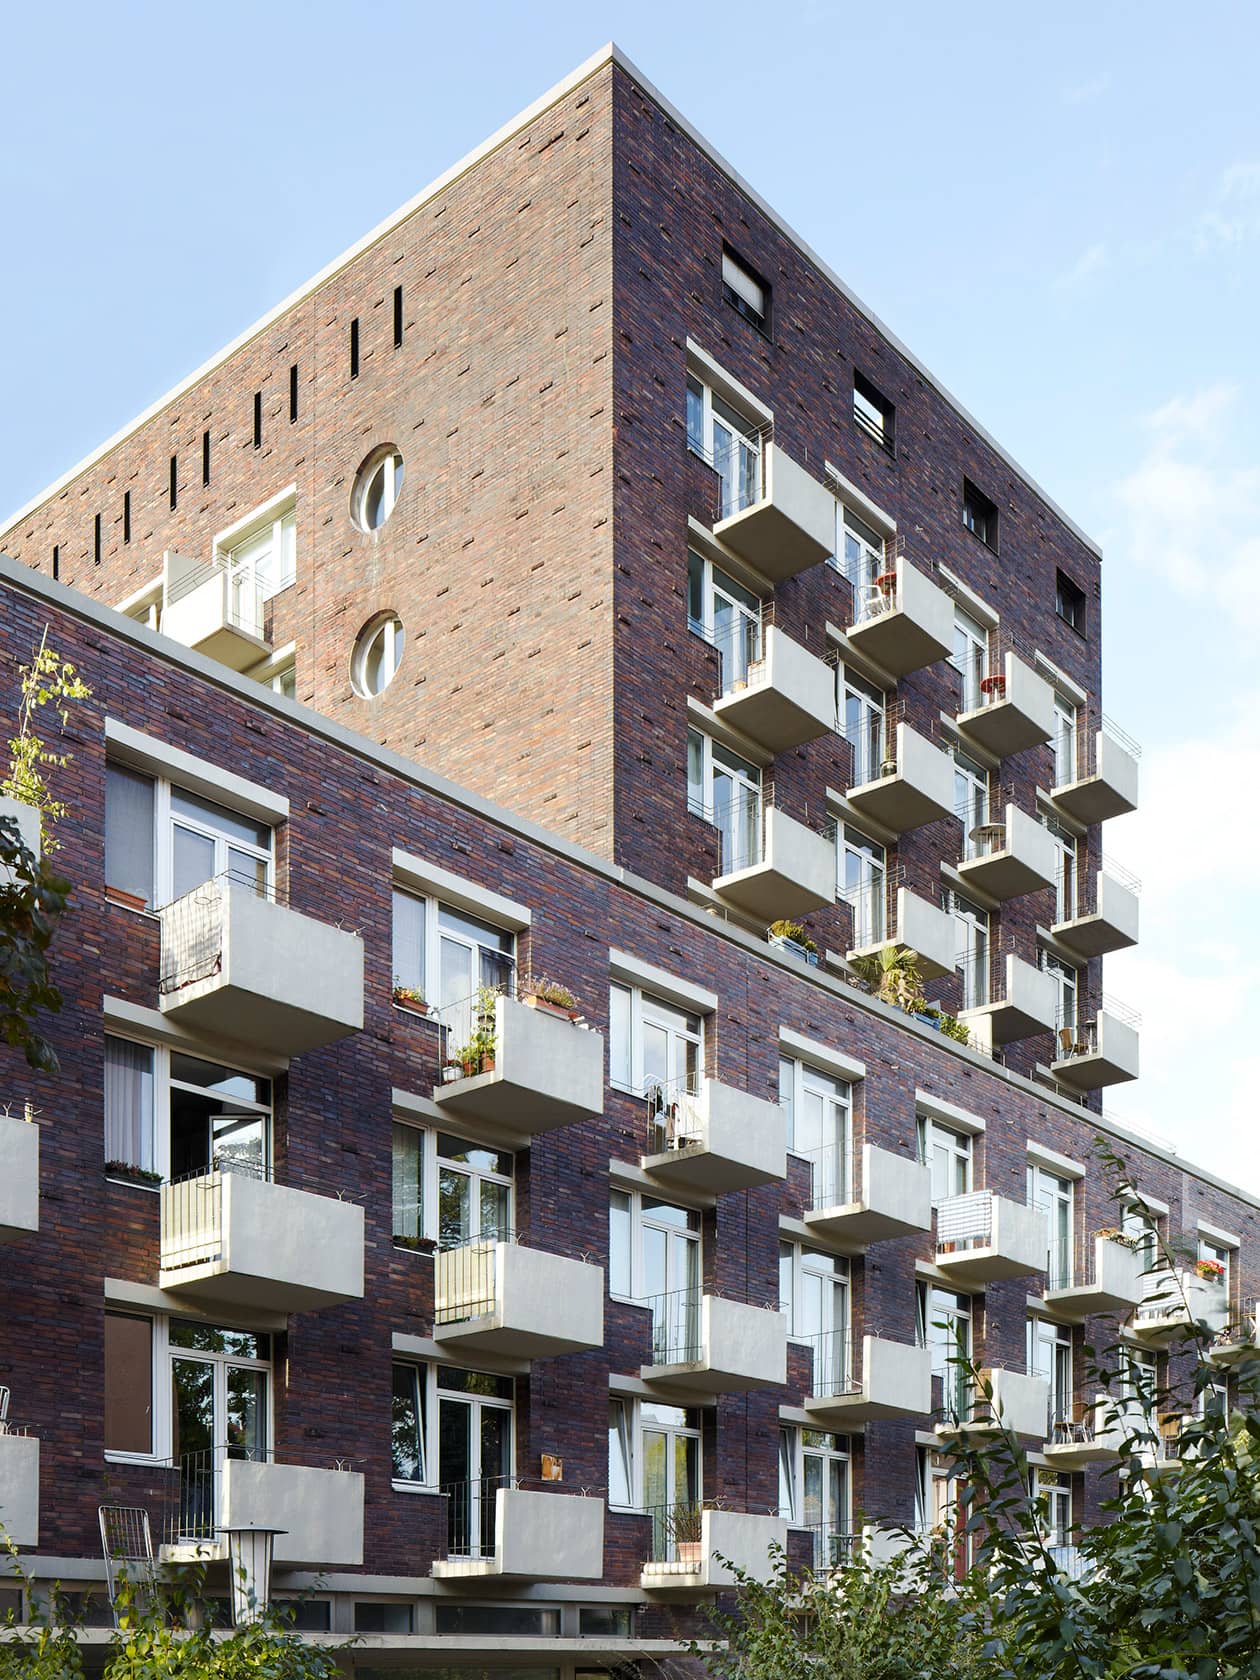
top-left (687, 421), bottom-right (771, 523)
top-left (434, 965), bottom-right (519, 1074)
top-left (690, 785), bottom-right (835, 878)
top-left (955, 781), bottom-right (1017, 861)
top-left (159, 1159), bottom-right (267, 1273)
top-left (1045, 1227), bottom-right (1145, 1294)
top-left (1213, 1298), bottom-right (1260, 1351)
top-left (1053, 995), bottom-right (1142, 1061)
top-left (836, 533), bottom-right (906, 628)
top-left (798, 1523), bottom-right (861, 1571)
top-left (440, 1472), bottom-right (513, 1561)
top-left (798, 1330), bottom-right (859, 1400)
top-left (797, 1141), bottom-right (857, 1213)
top-left (838, 865), bottom-right (897, 949)
top-left (948, 628), bottom-right (1034, 716)
top-left (643, 1499), bottom-right (706, 1572)
top-left (432, 1228), bottom-right (520, 1324)
top-left (1055, 712), bottom-right (1143, 786)
top-left (157, 869), bottom-right (276, 996)
top-left (164, 555), bottom-right (280, 642)
top-left (162, 1445), bottom-right (356, 1549)
top-left (1046, 1544), bottom-right (1092, 1581)
top-left (644, 1074), bottom-right (706, 1156)
top-left (640, 1286), bottom-right (704, 1367)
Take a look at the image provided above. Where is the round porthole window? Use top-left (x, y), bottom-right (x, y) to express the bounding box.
top-left (352, 613), bottom-right (405, 698)
top-left (352, 446), bottom-right (404, 533)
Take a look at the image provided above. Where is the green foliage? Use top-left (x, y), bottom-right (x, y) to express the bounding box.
top-left (698, 1539), bottom-right (990, 1680)
top-left (0, 815), bottom-right (71, 1074)
top-left (848, 945), bottom-right (926, 1013)
top-left (3, 630), bottom-right (91, 852)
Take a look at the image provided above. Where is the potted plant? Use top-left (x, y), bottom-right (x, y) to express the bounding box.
top-left (767, 920), bottom-right (819, 966)
top-left (1195, 1258), bottom-right (1226, 1283)
top-left (520, 975), bottom-right (581, 1021)
top-left (393, 1233), bottom-right (436, 1254)
top-left (392, 978), bottom-right (430, 1015)
top-left (665, 1501), bottom-right (704, 1568)
top-left (934, 1011), bottom-right (971, 1046)
top-left (455, 1016), bottom-right (497, 1078)
top-left (849, 946), bottom-right (924, 1015)
top-left (105, 1160), bottom-right (162, 1188)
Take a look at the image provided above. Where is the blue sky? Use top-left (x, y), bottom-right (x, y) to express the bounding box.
top-left (3, 1), bottom-right (1257, 1186)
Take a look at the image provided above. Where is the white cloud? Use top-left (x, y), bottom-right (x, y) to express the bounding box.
top-left (1113, 382), bottom-right (1260, 630)
top-left (1062, 73), bottom-right (1111, 105)
top-left (1194, 160), bottom-right (1260, 252)
top-left (1054, 242), bottom-right (1108, 292)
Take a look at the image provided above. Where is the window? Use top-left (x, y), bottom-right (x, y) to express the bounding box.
top-left (580, 1606), bottom-right (633, 1639)
top-left (853, 372), bottom-right (895, 453)
top-left (687, 548), bottom-right (763, 689)
top-left (721, 247), bottom-right (771, 333)
top-left (687, 728), bottom-right (762, 873)
top-left (436, 1365), bottom-right (513, 1560)
top-left (916, 1447), bottom-right (969, 1577)
top-left (104, 1037), bottom-right (271, 1182)
top-left (686, 374), bottom-right (763, 519)
top-left (609, 983), bottom-right (703, 1102)
top-left (391, 1361), bottom-right (428, 1482)
top-left (948, 889), bottom-right (989, 1010)
top-left (609, 1398), bottom-right (701, 1554)
top-left (392, 1124), bottom-right (424, 1243)
top-left (1028, 1315), bottom-right (1073, 1432)
top-left (392, 889), bottom-right (516, 1033)
top-left (1046, 817), bottom-right (1077, 923)
top-left (352, 446), bottom-right (404, 533)
top-left (437, 1135), bottom-right (512, 1247)
top-left (610, 1190), bottom-right (701, 1359)
top-left (168, 1321), bottom-right (272, 1536)
top-left (267, 664), bottom-right (296, 700)
top-left (779, 1057), bottom-right (852, 1205)
top-left (1041, 951), bottom-right (1080, 1047)
top-left (1198, 1235), bottom-right (1232, 1296)
top-left (608, 1397), bottom-right (634, 1507)
top-left (837, 824), bottom-right (886, 947)
top-left (918, 1114), bottom-right (972, 1203)
top-left (434, 1604), bottom-right (561, 1638)
top-left (953, 749), bottom-right (989, 861)
top-left (962, 478), bottom-right (998, 550)
top-left (354, 1603), bottom-right (413, 1634)
top-left (780, 1426), bottom-right (851, 1565)
top-left (351, 612), bottom-right (405, 697)
top-left (952, 608), bottom-right (989, 715)
top-left (1056, 570), bottom-right (1087, 633)
top-left (217, 505), bottom-right (296, 638)
top-left (1028, 1163), bottom-right (1074, 1290)
top-left (780, 1242), bottom-right (849, 1394)
top-left (105, 1312), bottom-right (154, 1454)
top-left (831, 504), bottom-right (886, 600)
top-left (839, 665), bottom-right (887, 788)
top-left (1033, 1468), bottom-right (1073, 1552)
top-left (919, 1283), bottom-right (972, 1425)
top-left (106, 767), bottom-right (274, 910)
top-left (1052, 694), bottom-right (1079, 787)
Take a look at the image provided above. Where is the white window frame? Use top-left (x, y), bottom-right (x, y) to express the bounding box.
top-left (953, 748), bottom-right (989, 862)
top-left (390, 1361), bottom-right (516, 1497)
top-left (391, 1121), bottom-right (515, 1247)
top-left (918, 1114), bottom-right (973, 1203)
top-left (215, 502), bottom-right (297, 637)
top-left (837, 824), bottom-right (886, 947)
top-left (780, 1242), bottom-right (850, 1398)
top-left (1028, 1162), bottom-right (1075, 1291)
top-left (1053, 693), bottom-right (1079, 787)
top-left (779, 1057), bottom-right (852, 1206)
top-left (687, 727), bottom-right (762, 872)
top-left (919, 1283), bottom-right (972, 1424)
top-left (1033, 1468), bottom-right (1073, 1549)
top-left (1198, 1235), bottom-right (1233, 1297)
top-left (609, 1187), bottom-right (702, 1306)
top-left (391, 887), bottom-right (518, 1018)
top-left (354, 449), bottom-right (405, 533)
top-left (609, 982), bottom-right (705, 1101)
top-left (831, 501), bottom-right (886, 593)
top-left (166, 781), bottom-right (274, 903)
top-left (104, 1034), bottom-right (273, 1186)
top-left (948, 889), bottom-right (989, 1010)
top-left (780, 1424), bottom-right (851, 1543)
top-left (839, 664), bottom-right (887, 788)
top-left (953, 609), bottom-right (988, 715)
top-left (352, 614), bottom-right (405, 698)
top-left (687, 548), bottom-right (763, 686)
top-left (685, 374), bottom-right (763, 518)
top-left (1045, 817), bottom-right (1078, 923)
top-left (1028, 1313), bottom-right (1073, 1429)
top-left (608, 1395), bottom-right (702, 1513)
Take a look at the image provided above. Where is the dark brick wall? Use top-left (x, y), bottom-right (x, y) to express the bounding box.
top-left (0, 576), bottom-right (1252, 1604)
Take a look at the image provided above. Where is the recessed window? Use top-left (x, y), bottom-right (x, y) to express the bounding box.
top-left (853, 371), bottom-right (895, 453)
top-left (351, 612), bottom-right (405, 697)
top-left (1056, 569), bottom-right (1086, 633)
top-left (721, 246), bottom-right (771, 333)
top-left (962, 478), bottom-right (999, 550)
top-left (352, 446), bottom-right (404, 533)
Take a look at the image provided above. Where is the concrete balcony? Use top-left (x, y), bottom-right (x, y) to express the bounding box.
top-left (0, 1111), bottom-right (39, 1242)
top-left (959, 952), bottom-right (1058, 1047)
top-left (1209, 1301), bottom-right (1260, 1366)
top-left (713, 443), bottom-right (834, 583)
top-left (222, 1459), bottom-right (364, 1567)
top-left (162, 550), bottom-right (271, 673)
top-left (936, 1190), bottom-right (1049, 1283)
top-left (432, 1486), bottom-right (604, 1581)
top-left (711, 805), bottom-right (835, 921)
top-left (433, 1236), bottom-right (604, 1359)
top-left (0, 1432), bottom-right (39, 1547)
top-left (937, 1369), bottom-right (1050, 1441)
top-left (805, 1334), bottom-right (932, 1424)
top-left (158, 875), bottom-right (365, 1056)
top-left (1051, 720), bottom-right (1140, 824)
top-left (641, 1508), bottom-right (787, 1595)
top-left (712, 627), bottom-right (835, 752)
top-left (158, 1169), bottom-right (365, 1313)
top-left (802, 1142), bottom-right (933, 1247)
top-left (957, 804), bottom-right (1058, 902)
top-left (433, 994), bottom-right (604, 1137)
top-left (1051, 1003), bottom-right (1140, 1089)
top-left (844, 550), bottom-right (953, 678)
top-left (0, 795), bottom-right (40, 869)
top-left (1043, 1233), bottom-right (1146, 1320)
top-left (1051, 862), bottom-right (1140, 959)
top-left (641, 1291), bottom-right (787, 1394)
top-left (955, 650), bottom-right (1055, 759)
top-left (641, 1079), bottom-right (786, 1193)
top-left (1133, 1269), bottom-right (1229, 1343)
top-left (846, 719), bottom-right (955, 834)
top-left (1044, 1398), bottom-right (1124, 1468)
top-left (846, 880), bottom-right (957, 981)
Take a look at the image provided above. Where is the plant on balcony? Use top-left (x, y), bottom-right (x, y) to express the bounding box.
top-left (391, 977), bottom-right (429, 1014)
top-left (3, 629), bottom-right (92, 853)
top-left (104, 1159), bottom-right (162, 1187)
top-left (520, 974), bottom-right (581, 1019)
top-left (849, 945), bottom-right (924, 1012)
top-left (768, 919), bottom-right (819, 963)
top-left (664, 1500), bottom-right (705, 1567)
top-left (1194, 1257), bottom-right (1226, 1283)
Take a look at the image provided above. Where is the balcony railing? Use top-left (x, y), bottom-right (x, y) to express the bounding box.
top-left (643, 1500), bottom-right (707, 1573)
top-left (1054, 995), bottom-right (1142, 1061)
top-left (936, 1189), bottom-right (999, 1255)
top-left (165, 554), bottom-right (276, 643)
top-left (798, 1330), bottom-right (860, 1400)
top-left (955, 782), bottom-right (1017, 862)
top-left (433, 967), bottom-right (520, 1074)
top-left (797, 1523), bottom-right (861, 1572)
top-left (157, 868), bottom-right (268, 996)
top-left (836, 696), bottom-right (907, 784)
top-left (640, 1285), bottom-right (704, 1366)
top-left (163, 1445), bottom-right (360, 1552)
top-left (688, 784), bottom-right (767, 876)
top-left (836, 532), bottom-right (906, 627)
top-left (645, 1074), bottom-right (705, 1155)
top-left (432, 1228), bottom-right (517, 1323)
top-left (798, 1141), bottom-right (856, 1213)
top-left (838, 868), bottom-right (892, 949)
top-left (689, 422), bottom-right (769, 524)
top-left (159, 1158), bottom-right (265, 1273)
top-left (440, 1472), bottom-right (513, 1561)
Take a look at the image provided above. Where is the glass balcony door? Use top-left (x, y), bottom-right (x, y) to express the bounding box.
top-left (842, 668), bottom-right (886, 787)
top-left (839, 825), bottom-right (886, 947)
top-left (437, 1370), bottom-right (513, 1560)
top-left (170, 1323), bottom-right (271, 1544)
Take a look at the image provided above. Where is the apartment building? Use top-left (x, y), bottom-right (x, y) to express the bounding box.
top-left (0, 41), bottom-right (1250, 1676)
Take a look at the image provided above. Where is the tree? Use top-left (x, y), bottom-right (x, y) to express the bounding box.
top-left (0, 816), bottom-right (70, 1073)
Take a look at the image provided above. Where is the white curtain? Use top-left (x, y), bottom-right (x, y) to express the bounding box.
top-left (104, 1037), bottom-right (156, 1171)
